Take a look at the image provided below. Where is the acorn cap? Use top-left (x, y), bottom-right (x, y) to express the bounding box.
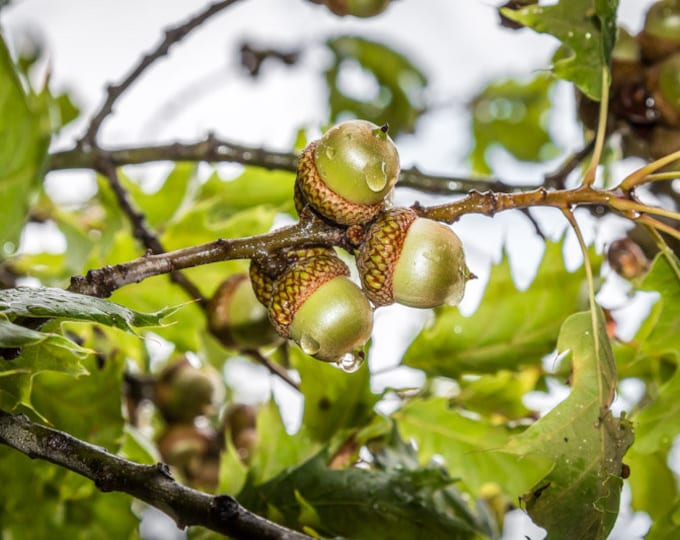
top-left (356, 207), bottom-right (417, 306)
top-left (249, 246), bottom-right (334, 308)
top-left (268, 253), bottom-right (374, 361)
top-left (297, 141), bottom-right (387, 225)
top-left (357, 208), bottom-right (470, 308)
top-left (268, 253), bottom-right (351, 337)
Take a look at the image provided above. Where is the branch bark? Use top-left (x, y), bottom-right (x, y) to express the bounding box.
top-left (48, 137), bottom-right (535, 194)
top-left (0, 410), bottom-right (311, 540)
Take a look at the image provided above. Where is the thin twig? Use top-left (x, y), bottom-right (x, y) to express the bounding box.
top-left (67, 185), bottom-right (650, 300)
top-left (543, 139), bottom-right (595, 189)
top-left (0, 410), bottom-right (311, 540)
top-left (97, 161), bottom-right (208, 306)
top-left (242, 349), bottom-right (300, 391)
top-left (79, 0), bottom-right (243, 148)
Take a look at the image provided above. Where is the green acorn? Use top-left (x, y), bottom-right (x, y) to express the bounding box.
top-left (322, 0), bottom-right (391, 17)
top-left (268, 253), bottom-right (373, 362)
top-left (647, 52), bottom-right (680, 127)
top-left (639, 0), bottom-right (680, 62)
top-left (296, 120), bottom-right (400, 226)
top-left (207, 273), bottom-right (282, 349)
top-left (356, 208), bottom-right (471, 308)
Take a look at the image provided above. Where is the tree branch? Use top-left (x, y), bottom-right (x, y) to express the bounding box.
top-left (0, 410), bottom-right (311, 540)
top-left (49, 137), bottom-right (537, 194)
top-left (65, 184), bottom-right (653, 300)
top-left (69, 219), bottom-right (346, 298)
top-left (79, 0), bottom-right (243, 148)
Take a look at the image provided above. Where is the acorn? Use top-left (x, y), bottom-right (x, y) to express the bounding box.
top-left (207, 273), bottom-right (282, 349)
top-left (356, 208), bottom-right (471, 308)
top-left (647, 52), bottom-right (680, 127)
top-left (267, 253), bottom-right (373, 362)
top-left (153, 358), bottom-right (222, 423)
top-left (638, 0), bottom-right (680, 63)
top-left (296, 120), bottom-right (400, 226)
top-left (157, 423), bottom-right (220, 490)
top-left (321, 0), bottom-right (391, 17)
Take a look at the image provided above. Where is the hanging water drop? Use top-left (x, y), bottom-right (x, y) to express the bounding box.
top-left (337, 351), bottom-right (364, 373)
top-left (299, 333), bottom-right (321, 355)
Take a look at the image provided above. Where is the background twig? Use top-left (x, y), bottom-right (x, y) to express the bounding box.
top-left (79, 0), bottom-right (243, 148)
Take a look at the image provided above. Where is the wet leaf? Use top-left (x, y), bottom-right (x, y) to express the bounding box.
top-left (501, 0), bottom-right (619, 100)
top-left (502, 310), bottom-right (633, 538)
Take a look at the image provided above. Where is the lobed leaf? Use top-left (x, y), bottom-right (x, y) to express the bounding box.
top-left (403, 240), bottom-right (600, 378)
top-left (501, 0), bottom-right (619, 100)
top-left (0, 286), bottom-right (176, 333)
top-left (502, 310), bottom-right (633, 539)
top-left (238, 450), bottom-right (485, 540)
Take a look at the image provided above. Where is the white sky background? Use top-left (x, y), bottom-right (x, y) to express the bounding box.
top-left (0, 0), bottom-right (660, 538)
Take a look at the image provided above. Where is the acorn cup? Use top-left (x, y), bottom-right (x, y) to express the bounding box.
top-left (356, 208), bottom-right (472, 308)
top-left (263, 252), bottom-right (374, 363)
top-left (295, 119), bottom-right (400, 226)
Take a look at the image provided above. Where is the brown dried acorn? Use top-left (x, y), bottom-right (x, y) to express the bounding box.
top-left (296, 120), bottom-right (400, 226)
top-left (267, 253), bottom-right (373, 362)
top-left (357, 208), bottom-right (471, 308)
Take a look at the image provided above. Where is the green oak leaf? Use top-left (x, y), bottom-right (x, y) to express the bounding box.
top-left (403, 240), bottom-right (600, 377)
top-left (0, 34), bottom-right (51, 259)
top-left (292, 346), bottom-right (377, 443)
top-left (394, 397), bottom-right (550, 498)
top-left (502, 310), bottom-right (633, 539)
top-left (0, 286), bottom-right (176, 333)
top-left (469, 73), bottom-right (558, 174)
top-left (325, 36), bottom-right (427, 136)
top-left (501, 0), bottom-right (619, 100)
top-left (238, 450), bottom-right (485, 540)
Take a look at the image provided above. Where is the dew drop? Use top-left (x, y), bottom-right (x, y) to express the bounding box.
top-left (444, 287), bottom-right (464, 307)
top-left (364, 160), bottom-right (388, 192)
top-left (300, 333), bottom-right (320, 355)
top-left (585, 32), bottom-right (592, 40)
top-left (337, 351), bottom-right (365, 373)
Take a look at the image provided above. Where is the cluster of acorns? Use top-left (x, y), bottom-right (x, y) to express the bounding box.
top-left (210, 119), bottom-right (471, 366)
top-left (579, 0), bottom-right (680, 160)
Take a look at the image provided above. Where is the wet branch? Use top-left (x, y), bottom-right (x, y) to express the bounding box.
top-left (0, 410), bottom-right (311, 540)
